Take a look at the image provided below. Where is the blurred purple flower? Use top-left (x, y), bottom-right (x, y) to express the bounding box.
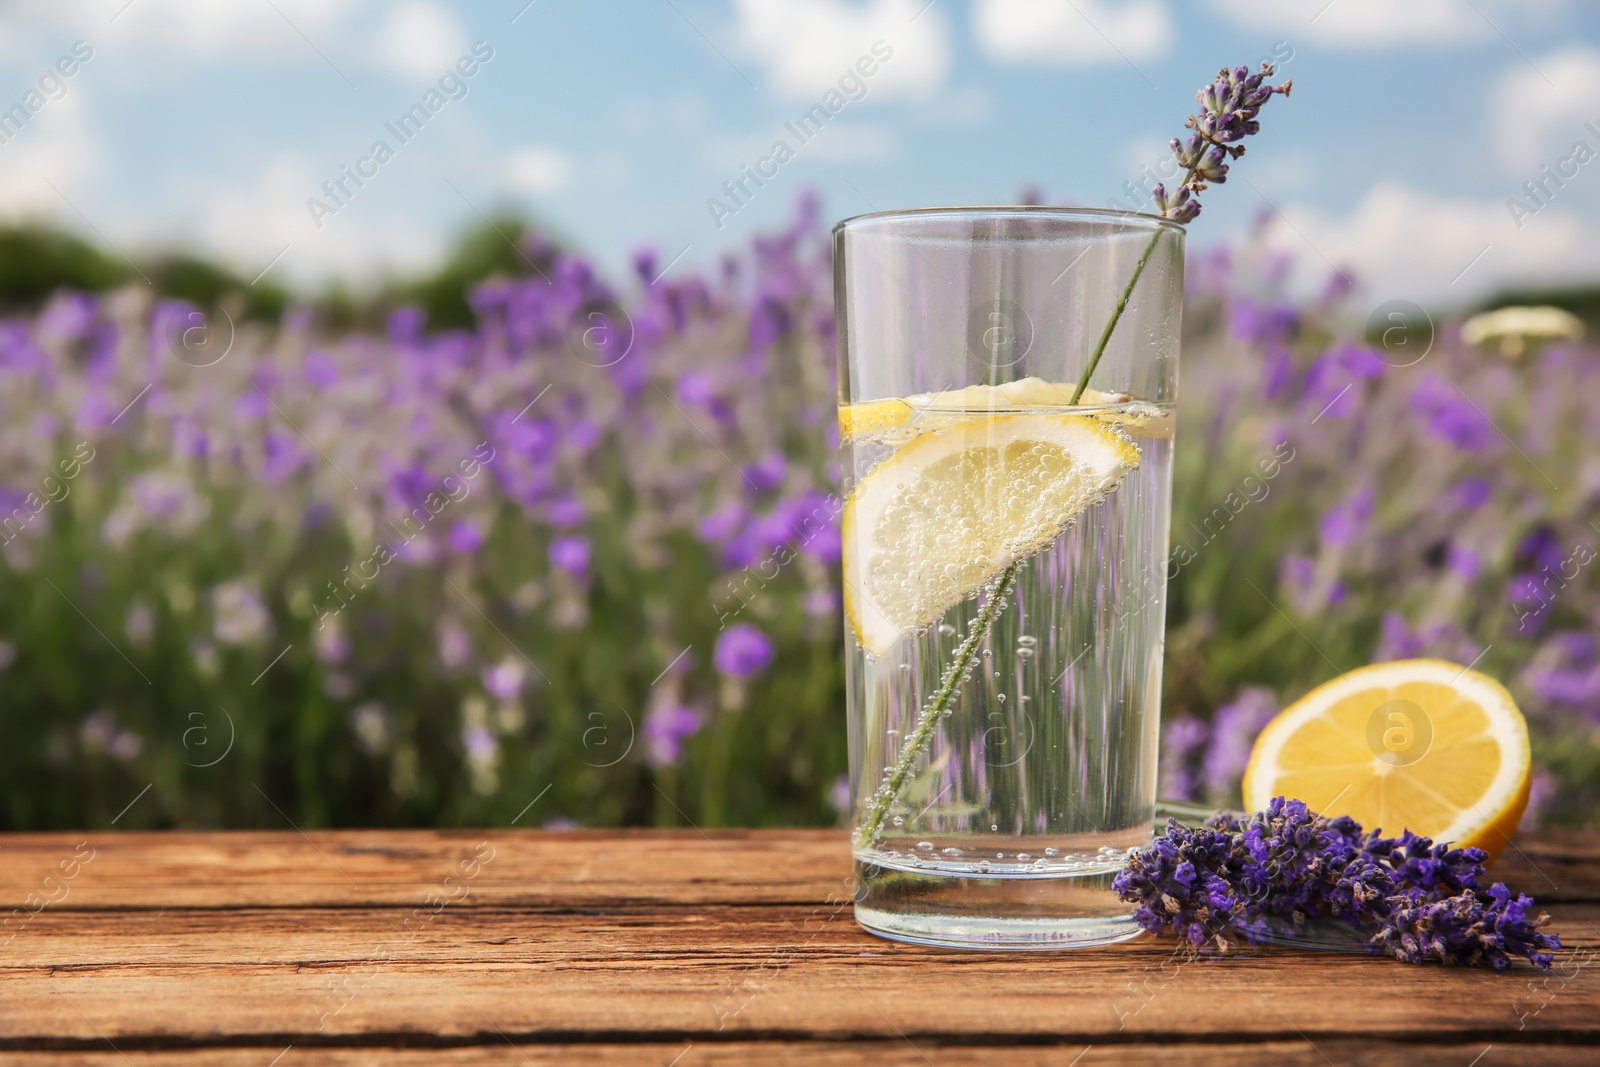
top-left (1203, 687), bottom-right (1277, 797)
top-left (550, 535), bottom-right (590, 575)
top-left (1449, 478), bottom-right (1491, 509)
top-left (437, 619), bottom-right (472, 670)
top-left (546, 495), bottom-right (585, 528)
top-left (1519, 527), bottom-right (1566, 575)
top-left (447, 520), bottom-right (485, 554)
top-left (389, 306), bottom-right (426, 342)
top-left (483, 660), bottom-right (526, 702)
top-left (1262, 347), bottom-right (1294, 401)
top-left (643, 703), bottom-right (701, 768)
top-left (1447, 543), bottom-right (1480, 580)
top-left (233, 389), bottom-right (271, 420)
top-left (304, 350), bottom-right (339, 388)
top-left (1519, 770), bottom-right (1558, 832)
top-left (1280, 554), bottom-right (1315, 591)
top-left (828, 774), bottom-right (851, 817)
top-left (714, 623), bottom-right (774, 678)
top-left (676, 370), bottom-right (716, 405)
top-left (720, 532), bottom-right (762, 570)
top-left (1229, 299), bottom-right (1298, 346)
top-left (697, 502), bottom-right (745, 544)
top-left (1159, 714), bottom-right (1210, 802)
top-left (462, 723), bottom-right (498, 762)
top-left (1320, 488), bottom-right (1373, 547)
top-left (742, 453), bottom-right (786, 493)
top-left (805, 589), bottom-right (841, 616)
top-left (212, 581), bottom-right (272, 645)
top-left (1409, 376), bottom-right (1494, 452)
top-left (314, 622), bottom-right (351, 664)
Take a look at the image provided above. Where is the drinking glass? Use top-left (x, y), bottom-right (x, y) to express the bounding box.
top-left (834, 207), bottom-right (1183, 948)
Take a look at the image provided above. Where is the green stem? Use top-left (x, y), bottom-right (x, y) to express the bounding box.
top-left (1068, 227), bottom-right (1164, 406)
top-left (855, 560), bottom-right (1022, 851)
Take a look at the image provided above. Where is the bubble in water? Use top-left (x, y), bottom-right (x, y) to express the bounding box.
top-left (1016, 647), bottom-right (1034, 659)
top-left (1017, 853), bottom-right (1032, 862)
top-left (942, 847), bottom-right (962, 857)
top-left (1044, 847), bottom-right (1059, 856)
top-left (937, 623), bottom-right (957, 637)
top-left (891, 815), bottom-right (904, 828)
top-left (1017, 635), bottom-right (1038, 648)
top-left (978, 860), bottom-right (991, 873)
top-left (917, 841), bottom-right (934, 851)
top-left (996, 693), bottom-right (1006, 703)
top-left (990, 823), bottom-right (999, 831)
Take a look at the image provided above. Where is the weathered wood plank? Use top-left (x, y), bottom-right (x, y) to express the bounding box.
top-left (0, 1043), bottom-right (1592, 1066)
top-left (3, 904), bottom-right (1595, 1044)
top-left (0, 830), bottom-right (854, 910)
top-left (0, 828), bottom-right (1592, 911)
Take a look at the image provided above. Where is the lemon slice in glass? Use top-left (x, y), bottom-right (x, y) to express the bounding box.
top-left (841, 412), bottom-right (1141, 657)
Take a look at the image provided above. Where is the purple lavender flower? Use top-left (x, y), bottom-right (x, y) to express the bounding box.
top-left (1158, 714), bottom-right (1210, 802)
top-left (1320, 488), bottom-right (1373, 547)
top-left (550, 535), bottom-right (590, 575)
top-left (1117, 798), bottom-right (1560, 970)
top-left (1370, 884), bottom-right (1560, 972)
top-left (482, 660), bottom-right (526, 702)
top-left (1446, 543), bottom-right (1480, 580)
top-left (1448, 477), bottom-right (1492, 510)
top-left (742, 453), bottom-right (786, 493)
top-left (1152, 63), bottom-right (1292, 223)
top-left (462, 723), bottom-right (498, 763)
top-left (714, 623), bottom-right (774, 678)
top-left (304, 350), bottom-right (339, 388)
top-left (697, 502), bottom-right (745, 543)
top-left (447, 520), bottom-right (485, 554)
top-left (642, 703), bottom-right (701, 768)
top-left (1202, 686), bottom-right (1277, 798)
top-left (546, 495), bottom-right (585, 528)
top-left (1409, 376), bottom-right (1494, 452)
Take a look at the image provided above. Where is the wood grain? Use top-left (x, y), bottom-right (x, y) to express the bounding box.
top-left (1, 829), bottom-right (1595, 1064)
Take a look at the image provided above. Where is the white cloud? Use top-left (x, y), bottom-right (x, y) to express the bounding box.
top-left (1205, 0), bottom-right (1563, 49)
top-left (1262, 180), bottom-right (1600, 304)
top-left (502, 147), bottom-right (573, 195)
top-left (0, 90), bottom-right (101, 220)
top-left (1493, 46), bottom-right (1600, 171)
top-left (370, 1), bottom-right (471, 80)
top-left (732, 0), bottom-right (950, 101)
top-left (189, 153), bottom-right (325, 268)
top-left (56, 0), bottom-right (363, 60)
top-left (974, 0), bottom-right (1171, 66)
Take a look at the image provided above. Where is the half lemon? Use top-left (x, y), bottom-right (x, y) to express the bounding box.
top-left (1242, 658), bottom-right (1532, 862)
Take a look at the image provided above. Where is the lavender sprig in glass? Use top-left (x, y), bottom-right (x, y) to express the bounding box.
top-left (1068, 62), bottom-right (1291, 405)
top-left (854, 62), bottom-right (1293, 851)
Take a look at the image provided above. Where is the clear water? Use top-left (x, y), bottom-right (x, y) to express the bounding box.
top-left (845, 400), bottom-right (1174, 948)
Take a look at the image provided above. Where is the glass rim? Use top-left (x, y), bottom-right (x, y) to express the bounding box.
top-left (832, 204), bottom-right (1186, 238)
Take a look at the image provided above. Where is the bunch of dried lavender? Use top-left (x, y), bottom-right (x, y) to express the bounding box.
top-left (1115, 797), bottom-right (1562, 971)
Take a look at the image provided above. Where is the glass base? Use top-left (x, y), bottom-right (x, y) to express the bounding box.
top-left (852, 856), bottom-right (1143, 951)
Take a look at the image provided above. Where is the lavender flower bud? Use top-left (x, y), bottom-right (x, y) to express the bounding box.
top-left (1195, 148), bottom-right (1229, 183)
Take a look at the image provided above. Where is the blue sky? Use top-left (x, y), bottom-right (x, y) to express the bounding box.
top-left (2, 0), bottom-right (1599, 308)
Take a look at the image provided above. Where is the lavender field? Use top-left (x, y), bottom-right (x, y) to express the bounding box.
top-left (2, 200), bottom-right (1596, 831)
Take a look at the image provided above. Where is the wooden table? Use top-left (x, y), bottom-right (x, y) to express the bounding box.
top-left (1, 828), bottom-right (1595, 1065)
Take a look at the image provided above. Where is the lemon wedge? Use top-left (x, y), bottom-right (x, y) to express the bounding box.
top-left (1242, 659), bottom-right (1532, 862)
top-left (841, 413), bottom-right (1140, 657)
